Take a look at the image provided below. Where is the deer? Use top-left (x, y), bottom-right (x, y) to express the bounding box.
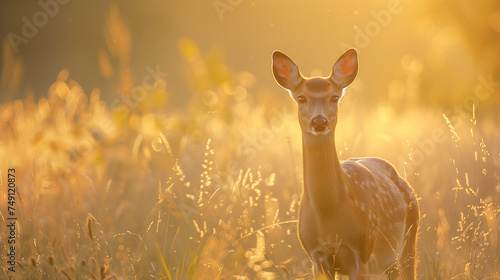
top-left (271, 49), bottom-right (419, 279)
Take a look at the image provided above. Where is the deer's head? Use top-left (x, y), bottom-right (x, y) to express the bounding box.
top-left (272, 49), bottom-right (358, 137)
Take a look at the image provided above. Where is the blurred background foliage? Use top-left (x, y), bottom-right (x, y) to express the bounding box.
top-left (0, 0), bottom-right (499, 279)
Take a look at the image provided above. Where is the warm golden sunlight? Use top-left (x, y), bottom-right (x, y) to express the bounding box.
top-left (0, 1), bottom-right (499, 279)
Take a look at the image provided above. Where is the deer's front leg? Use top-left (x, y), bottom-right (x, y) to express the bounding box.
top-left (311, 244), bottom-right (359, 279)
top-left (311, 247), bottom-right (335, 279)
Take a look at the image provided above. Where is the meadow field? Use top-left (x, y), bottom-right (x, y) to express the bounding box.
top-left (1, 1), bottom-right (500, 279)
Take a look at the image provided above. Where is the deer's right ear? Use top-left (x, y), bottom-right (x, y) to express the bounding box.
top-left (272, 51), bottom-right (303, 91)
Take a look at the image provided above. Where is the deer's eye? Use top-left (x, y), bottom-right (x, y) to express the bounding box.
top-left (331, 96), bottom-right (340, 103)
top-left (297, 96), bottom-right (306, 103)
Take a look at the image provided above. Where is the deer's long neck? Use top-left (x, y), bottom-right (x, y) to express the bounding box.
top-left (302, 133), bottom-right (347, 214)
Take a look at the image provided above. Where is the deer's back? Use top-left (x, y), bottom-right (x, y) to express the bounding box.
top-left (341, 157), bottom-right (414, 268)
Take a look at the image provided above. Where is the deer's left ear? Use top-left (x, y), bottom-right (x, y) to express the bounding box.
top-left (330, 49), bottom-right (358, 89)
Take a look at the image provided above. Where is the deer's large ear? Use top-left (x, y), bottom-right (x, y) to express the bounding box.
top-left (330, 49), bottom-right (358, 89)
top-left (272, 51), bottom-right (303, 91)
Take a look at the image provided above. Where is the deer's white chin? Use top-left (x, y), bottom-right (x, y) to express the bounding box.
top-left (311, 130), bottom-right (331, 136)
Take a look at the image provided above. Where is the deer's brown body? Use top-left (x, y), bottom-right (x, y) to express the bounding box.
top-left (272, 50), bottom-right (419, 279)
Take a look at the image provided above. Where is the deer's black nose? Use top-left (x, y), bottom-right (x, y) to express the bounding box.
top-left (312, 116), bottom-right (328, 131)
